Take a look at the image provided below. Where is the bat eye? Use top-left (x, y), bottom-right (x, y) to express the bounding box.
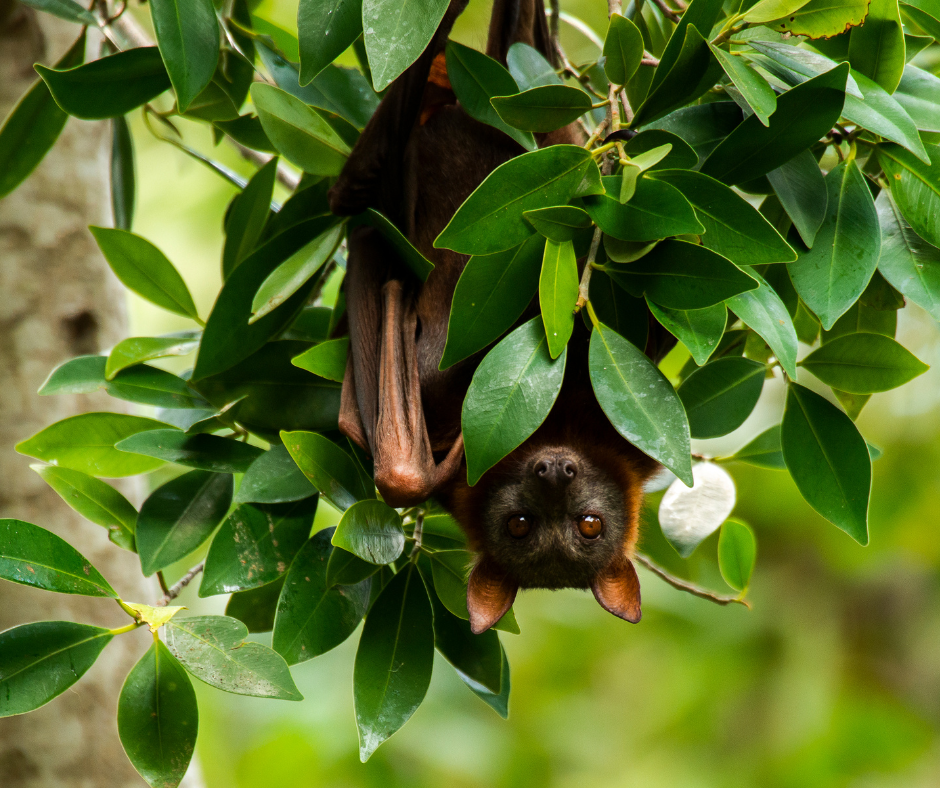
top-left (577, 515), bottom-right (603, 539)
top-left (506, 515), bottom-right (531, 539)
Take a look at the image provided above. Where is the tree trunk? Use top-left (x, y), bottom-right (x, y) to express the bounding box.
top-left (0, 6), bottom-right (202, 786)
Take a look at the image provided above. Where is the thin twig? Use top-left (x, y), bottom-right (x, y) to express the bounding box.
top-left (576, 226), bottom-right (603, 309)
top-left (650, 0), bottom-right (682, 23)
top-left (156, 570), bottom-right (170, 596)
top-left (635, 554), bottom-right (751, 608)
top-left (640, 55), bottom-right (660, 67)
top-left (157, 561), bottom-right (206, 606)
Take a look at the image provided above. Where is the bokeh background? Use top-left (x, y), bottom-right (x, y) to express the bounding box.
top-left (120, 1), bottom-right (940, 785)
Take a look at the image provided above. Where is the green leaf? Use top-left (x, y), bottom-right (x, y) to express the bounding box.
top-left (523, 206), bottom-right (593, 242)
top-left (539, 239), bottom-right (579, 360)
top-left (646, 102), bottom-right (744, 166)
top-left (31, 465), bottom-right (136, 552)
top-left (118, 641), bottom-right (197, 788)
top-left (110, 115), bottom-right (135, 230)
top-left (440, 234), bottom-right (544, 370)
top-left (781, 383), bottom-right (871, 543)
top-left (116, 430), bottom-right (263, 474)
top-left (624, 130), bottom-right (699, 171)
top-left (149, 0), bottom-right (219, 110)
top-left (507, 42), bottom-right (563, 90)
top-left (876, 190), bottom-right (940, 320)
top-left (766, 0), bottom-right (870, 37)
top-left (589, 269), bottom-right (650, 350)
top-left (603, 236), bottom-right (658, 263)
top-left (353, 209), bottom-right (434, 282)
top-left (251, 83), bottom-right (350, 175)
top-left (726, 268), bottom-right (799, 380)
top-left (727, 424), bottom-right (786, 469)
top-left (652, 0), bottom-right (726, 89)
top-left (462, 319), bottom-right (566, 486)
top-left (327, 546), bottom-right (381, 586)
top-left (632, 26), bottom-right (723, 128)
top-left (491, 85), bottom-right (591, 133)
top-left (136, 470), bottom-right (233, 576)
top-left (650, 169), bottom-right (796, 265)
top-left (0, 32), bottom-right (84, 198)
top-left (36, 47), bottom-right (171, 120)
top-left (298, 0), bottom-right (363, 84)
top-left (235, 445), bottom-right (317, 505)
top-left (582, 176), bottom-right (704, 242)
top-left (165, 614), bottom-right (302, 700)
top-left (766, 150), bottom-right (828, 249)
top-left (606, 240), bottom-right (758, 310)
top-left (800, 333), bottom-right (929, 392)
top-left (589, 322), bottom-right (693, 486)
top-left (222, 158), bottom-right (278, 279)
top-left (789, 160), bottom-right (881, 330)
top-left (434, 145), bottom-right (601, 256)
top-left (646, 301), bottom-right (727, 366)
top-left (445, 42), bottom-right (536, 151)
top-left (717, 519), bottom-right (756, 591)
top-left (822, 299), bottom-right (897, 342)
top-left (462, 643), bottom-right (511, 718)
top-left (894, 65), bottom-right (940, 132)
top-left (214, 114), bottom-right (277, 154)
top-left (677, 357), bottom-right (765, 439)
top-left (292, 337), bottom-right (349, 383)
top-left (0, 518), bottom-right (117, 597)
top-left (105, 333), bottom-right (200, 379)
top-left (18, 0), bottom-right (96, 24)
top-left (700, 64), bottom-right (849, 185)
top-left (0, 622), bottom-right (112, 717)
top-left (250, 224), bottom-right (343, 322)
top-left (281, 430), bottom-right (375, 510)
top-left (878, 143), bottom-right (940, 249)
top-left (89, 227), bottom-right (199, 321)
top-left (200, 498), bottom-right (317, 595)
top-left (848, 0), bottom-right (906, 93)
top-left (709, 44), bottom-right (777, 126)
top-left (15, 412), bottom-right (171, 477)
top-left (224, 577), bottom-right (284, 633)
top-left (332, 500), bottom-right (405, 565)
top-left (354, 564), bottom-right (434, 761)
top-left (604, 13), bottom-right (645, 86)
top-left (273, 529), bottom-right (370, 664)
top-left (743, 0), bottom-right (813, 23)
top-left (362, 0), bottom-right (448, 90)
top-left (427, 550), bottom-right (519, 634)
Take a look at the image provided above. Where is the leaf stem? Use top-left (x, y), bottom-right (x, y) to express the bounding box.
top-left (156, 570), bottom-right (170, 596)
top-left (634, 553), bottom-right (751, 608)
top-left (577, 227), bottom-right (604, 309)
top-left (108, 621), bottom-right (142, 636)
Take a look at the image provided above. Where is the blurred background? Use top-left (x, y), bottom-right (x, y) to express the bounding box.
top-left (119, 0), bottom-right (940, 785)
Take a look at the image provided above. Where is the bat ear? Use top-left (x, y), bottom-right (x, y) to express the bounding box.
top-left (591, 556), bottom-right (642, 623)
top-left (467, 558), bottom-right (518, 634)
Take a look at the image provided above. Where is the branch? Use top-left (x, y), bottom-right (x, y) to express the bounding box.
top-left (650, 0), bottom-right (682, 23)
top-left (156, 561), bottom-right (205, 606)
top-left (635, 553), bottom-right (751, 608)
top-left (576, 226), bottom-right (603, 309)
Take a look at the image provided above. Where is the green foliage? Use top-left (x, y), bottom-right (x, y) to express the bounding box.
top-left (2, 0), bottom-right (939, 779)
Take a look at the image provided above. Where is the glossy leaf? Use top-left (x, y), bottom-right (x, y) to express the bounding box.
top-left (235, 445), bottom-right (317, 505)
top-left (894, 65), bottom-right (940, 132)
top-left (781, 383), bottom-right (871, 543)
top-left (604, 14), bottom-right (644, 86)
top-left (624, 130), bottom-right (699, 171)
top-left (507, 42), bottom-right (563, 91)
top-left (327, 546), bottom-right (381, 587)
top-left (717, 519), bottom-right (756, 591)
top-left (32, 465), bottom-right (136, 551)
top-left (435, 145), bottom-right (602, 256)
top-left (650, 169), bottom-right (796, 265)
top-left (273, 529), bottom-right (370, 664)
top-left (224, 577), bottom-right (284, 633)
top-left (652, 0), bottom-right (726, 88)
top-left (878, 143), bottom-right (940, 249)
top-left (425, 549), bottom-right (520, 634)
top-left (110, 115), bottom-right (135, 230)
top-left (539, 239), bottom-right (579, 360)
top-left (743, 0), bottom-right (812, 23)
top-left (0, 32), bottom-right (84, 198)
top-left (251, 83), bottom-right (350, 176)
top-left (701, 64), bottom-right (849, 185)
top-left (150, 0), bottom-right (219, 110)
top-left (582, 177), bottom-right (704, 242)
top-left (445, 42), bottom-right (535, 151)
top-left (728, 424), bottom-right (786, 469)
top-left (200, 498), bottom-right (317, 596)
top-left (709, 44), bottom-right (776, 126)
top-left (677, 357), bottom-right (765, 439)
top-left (589, 269), bottom-right (650, 350)
top-left (136, 470), bottom-right (233, 576)
top-left (362, 0), bottom-right (449, 90)
top-left (166, 614), bottom-right (302, 699)
top-left (659, 462), bottom-right (736, 557)
top-left (800, 333), bottom-right (929, 393)
top-left (282, 430), bottom-right (375, 510)
top-left (462, 319), bottom-right (566, 486)
top-left (0, 518), bottom-right (116, 597)
top-left (647, 102), bottom-right (744, 166)
top-left (0, 622), bottom-right (112, 717)
top-left (89, 227), bottom-right (198, 321)
top-left (766, 0), bottom-right (870, 37)
top-left (462, 644), bottom-right (511, 718)
top-left (222, 158), bottom-right (278, 279)
top-left (18, 0), bottom-right (96, 24)
top-left (354, 564), bottom-right (434, 761)
top-left (105, 333), bottom-right (200, 379)
top-left (523, 206), bottom-right (592, 242)
top-left (355, 209), bottom-right (434, 282)
top-left (36, 47), bottom-right (171, 120)
top-left (725, 268), bottom-right (799, 380)
top-left (298, 0), bottom-right (363, 84)
top-left (332, 500), bottom-right (405, 565)
top-left (491, 85), bottom-right (591, 133)
top-left (766, 150), bottom-right (828, 249)
top-left (646, 301), bottom-right (727, 366)
top-left (118, 641), bottom-right (197, 788)
top-left (292, 337), bottom-right (349, 383)
top-left (606, 241), bottom-right (758, 310)
top-left (789, 160), bottom-right (881, 330)
top-left (15, 412), bottom-right (170, 477)
top-left (848, 0), bottom-right (906, 93)
top-left (589, 321), bottom-right (693, 486)
top-left (116, 430), bottom-right (263, 474)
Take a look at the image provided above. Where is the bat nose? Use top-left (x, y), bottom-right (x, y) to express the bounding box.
top-left (533, 457), bottom-right (578, 487)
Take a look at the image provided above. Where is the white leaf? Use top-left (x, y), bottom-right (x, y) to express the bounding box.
top-left (658, 462), bottom-right (736, 557)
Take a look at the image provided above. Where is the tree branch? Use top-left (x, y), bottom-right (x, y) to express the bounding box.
top-left (635, 553), bottom-right (751, 608)
top-left (156, 561), bottom-right (206, 606)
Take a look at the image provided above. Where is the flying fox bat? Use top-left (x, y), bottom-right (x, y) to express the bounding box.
top-left (329, 0), bottom-right (666, 633)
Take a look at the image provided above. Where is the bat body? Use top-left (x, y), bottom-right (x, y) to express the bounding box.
top-left (330, 0), bottom-right (662, 633)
